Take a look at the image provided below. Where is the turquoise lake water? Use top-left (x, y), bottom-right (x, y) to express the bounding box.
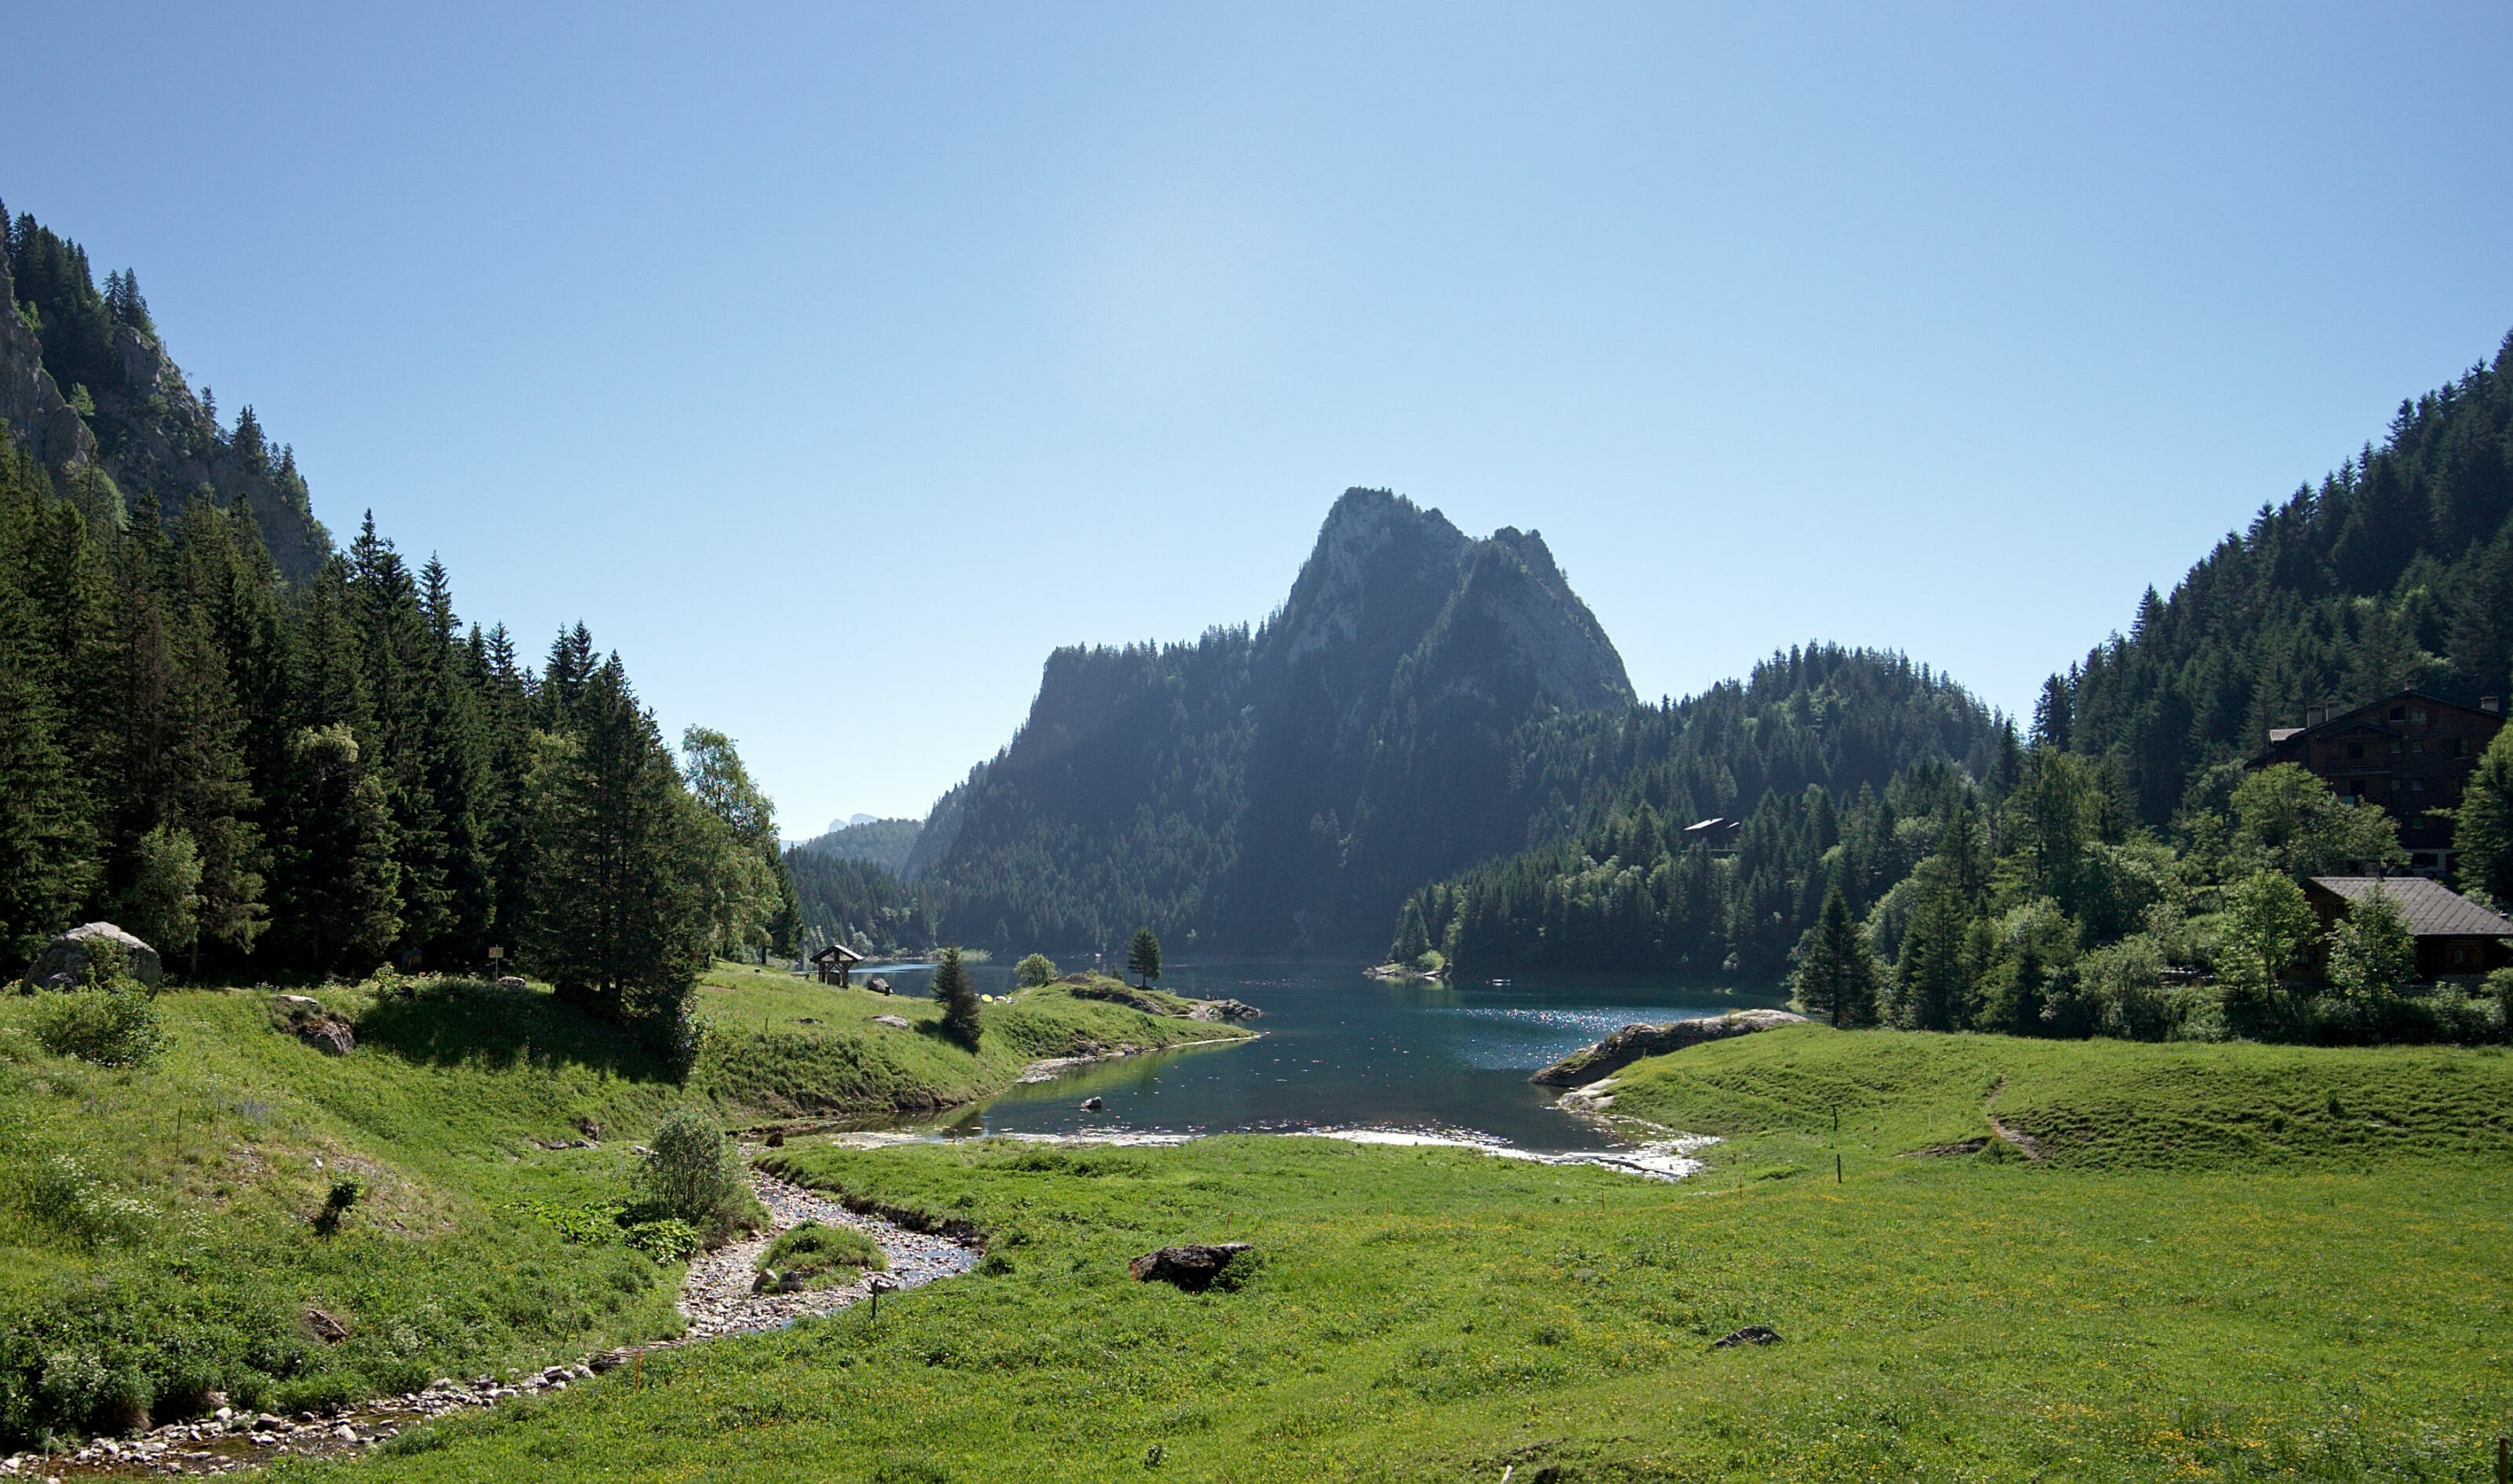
top-left (864, 959), bottom-right (1787, 1154)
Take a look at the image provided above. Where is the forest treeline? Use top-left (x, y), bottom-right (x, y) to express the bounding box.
top-left (0, 433), bottom-right (798, 1046)
top-left (783, 848), bottom-right (935, 958)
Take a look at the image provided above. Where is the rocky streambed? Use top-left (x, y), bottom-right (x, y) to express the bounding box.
top-left (1, 1163), bottom-right (978, 1481)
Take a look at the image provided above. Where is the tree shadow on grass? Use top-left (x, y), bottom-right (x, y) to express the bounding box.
top-left (353, 980), bottom-right (675, 1082)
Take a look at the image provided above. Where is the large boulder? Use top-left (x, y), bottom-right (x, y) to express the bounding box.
top-left (1529, 1008), bottom-right (1805, 1087)
top-left (1129, 1243), bottom-right (1253, 1292)
top-left (23, 923), bottom-right (163, 989)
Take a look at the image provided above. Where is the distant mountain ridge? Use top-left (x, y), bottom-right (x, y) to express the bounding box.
top-left (913, 488), bottom-right (1636, 954)
top-left (793, 816), bottom-right (924, 875)
top-left (2, 203), bottom-right (329, 579)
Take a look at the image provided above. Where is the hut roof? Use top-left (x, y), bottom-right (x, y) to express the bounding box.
top-left (2307, 877), bottom-right (2513, 938)
top-left (810, 943), bottom-right (865, 964)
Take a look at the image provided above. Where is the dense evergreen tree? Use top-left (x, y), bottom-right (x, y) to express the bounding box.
top-left (929, 945), bottom-right (982, 1047)
top-left (1791, 887), bottom-right (1880, 1027)
top-left (520, 659), bottom-right (708, 1045)
top-left (1128, 927), bottom-right (1163, 987)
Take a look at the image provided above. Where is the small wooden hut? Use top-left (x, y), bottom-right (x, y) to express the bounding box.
top-left (810, 942), bottom-right (865, 987)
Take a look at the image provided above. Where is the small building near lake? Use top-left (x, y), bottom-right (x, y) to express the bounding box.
top-left (2304, 876), bottom-right (2513, 980)
top-left (810, 942), bottom-right (864, 987)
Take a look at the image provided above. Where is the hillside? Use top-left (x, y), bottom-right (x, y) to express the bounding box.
top-left (2055, 330), bottom-right (2513, 823)
top-left (3, 203), bottom-right (329, 580)
top-left (0, 964), bottom-right (1246, 1447)
top-left (792, 817), bottom-right (924, 876)
top-left (1396, 645), bottom-right (2005, 980)
top-left (914, 488), bottom-right (1637, 955)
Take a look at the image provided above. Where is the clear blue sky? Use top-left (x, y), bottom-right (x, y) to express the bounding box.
top-left (10, 4), bottom-right (2511, 834)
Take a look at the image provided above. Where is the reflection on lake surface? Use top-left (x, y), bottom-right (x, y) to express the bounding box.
top-left (867, 959), bottom-right (1786, 1154)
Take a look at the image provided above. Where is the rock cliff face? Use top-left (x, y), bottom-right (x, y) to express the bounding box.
top-left (2, 214), bottom-right (329, 579)
top-left (914, 488), bottom-right (1636, 954)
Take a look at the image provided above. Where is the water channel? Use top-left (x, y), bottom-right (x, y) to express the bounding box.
top-left (863, 959), bottom-right (1787, 1156)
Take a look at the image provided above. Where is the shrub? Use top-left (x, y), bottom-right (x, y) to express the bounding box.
top-left (1014, 953), bottom-right (1058, 989)
top-left (32, 988), bottom-right (164, 1067)
top-left (311, 1179), bottom-right (361, 1237)
top-left (633, 1106), bottom-right (755, 1245)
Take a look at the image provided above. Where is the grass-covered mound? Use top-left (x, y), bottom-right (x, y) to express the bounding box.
top-left (293, 1033), bottom-right (2510, 1482)
top-left (0, 965), bottom-right (1249, 1449)
top-left (1597, 1021), bottom-right (2513, 1171)
top-left (756, 1221), bottom-right (886, 1290)
top-left (688, 963), bottom-right (1255, 1117)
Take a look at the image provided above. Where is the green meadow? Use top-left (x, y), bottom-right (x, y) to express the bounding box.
top-left (0, 967), bottom-right (1246, 1446)
top-left (277, 1024), bottom-right (2512, 1483)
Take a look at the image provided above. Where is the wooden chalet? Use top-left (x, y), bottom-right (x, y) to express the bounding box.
top-left (2251, 689), bottom-right (2504, 878)
top-left (2304, 876), bottom-right (2513, 979)
top-left (810, 942), bottom-right (864, 986)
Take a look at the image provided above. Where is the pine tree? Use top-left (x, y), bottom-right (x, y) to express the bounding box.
top-left (275, 723), bottom-right (401, 974)
top-left (1893, 862), bottom-right (1976, 1031)
top-left (2453, 726), bottom-right (2513, 907)
top-left (930, 945), bottom-right (982, 1046)
top-left (1127, 927), bottom-right (1164, 987)
top-left (521, 656), bottom-right (705, 1044)
top-left (1792, 886), bottom-right (1880, 1027)
top-left (0, 457), bottom-right (98, 963)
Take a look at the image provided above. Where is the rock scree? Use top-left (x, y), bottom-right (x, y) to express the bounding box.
top-left (1531, 1008), bottom-right (1806, 1087)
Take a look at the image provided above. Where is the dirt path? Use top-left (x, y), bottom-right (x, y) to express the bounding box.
top-left (5, 1166), bottom-right (978, 1481)
top-left (1983, 1078), bottom-right (2046, 1161)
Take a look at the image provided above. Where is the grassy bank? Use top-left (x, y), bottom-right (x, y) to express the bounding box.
top-left (0, 967), bottom-right (1252, 1448)
top-left (286, 1026), bottom-right (2512, 1482)
top-left (688, 963), bottom-right (1253, 1116)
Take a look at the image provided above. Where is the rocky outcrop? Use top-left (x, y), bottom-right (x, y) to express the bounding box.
top-left (22, 922), bottom-right (162, 989)
top-left (2, 210), bottom-right (331, 580)
top-left (1129, 1242), bottom-right (1252, 1292)
top-left (273, 994), bottom-right (357, 1055)
top-left (1530, 1008), bottom-right (1806, 1087)
top-left (0, 257), bottom-right (97, 468)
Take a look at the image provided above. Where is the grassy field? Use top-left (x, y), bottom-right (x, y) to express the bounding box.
top-left (0, 967), bottom-right (1248, 1448)
top-left (278, 1024), bottom-right (2513, 1483)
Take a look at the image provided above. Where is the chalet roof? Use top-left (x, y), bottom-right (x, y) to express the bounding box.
top-left (2257, 688), bottom-right (2502, 756)
top-left (810, 943), bottom-right (864, 963)
top-left (1682, 817), bottom-right (1738, 835)
top-left (2307, 877), bottom-right (2513, 939)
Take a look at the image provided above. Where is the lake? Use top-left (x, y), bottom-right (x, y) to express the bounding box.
top-left (864, 959), bottom-right (1787, 1156)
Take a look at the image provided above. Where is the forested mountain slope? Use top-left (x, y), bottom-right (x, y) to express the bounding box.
top-left (2054, 331), bottom-right (2513, 822)
top-left (1396, 645), bottom-right (2006, 980)
top-left (792, 817), bottom-right (924, 875)
top-left (914, 488), bottom-right (1636, 954)
top-left (2, 203), bottom-right (329, 581)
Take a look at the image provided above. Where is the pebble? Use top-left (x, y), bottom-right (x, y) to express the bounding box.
top-left (0, 1164), bottom-right (977, 1478)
